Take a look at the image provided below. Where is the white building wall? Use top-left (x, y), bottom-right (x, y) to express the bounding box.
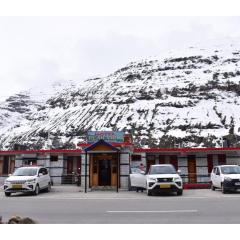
top-left (120, 153), bottom-right (130, 189)
top-left (120, 153), bottom-right (129, 164)
top-left (120, 176), bottom-right (129, 189)
top-left (178, 157), bottom-right (188, 183)
top-left (15, 155), bottom-right (23, 168)
top-left (49, 154), bottom-right (64, 185)
top-left (196, 157), bottom-right (209, 183)
top-left (226, 152), bottom-right (240, 164)
top-left (80, 154), bottom-right (90, 191)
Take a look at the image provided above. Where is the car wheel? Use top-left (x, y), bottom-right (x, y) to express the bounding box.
top-left (221, 184), bottom-right (227, 194)
top-left (211, 183), bottom-right (216, 191)
top-left (5, 192), bottom-right (11, 197)
top-left (46, 183), bottom-right (51, 192)
top-left (177, 190), bottom-right (183, 196)
top-left (34, 184), bottom-right (40, 195)
top-left (147, 189), bottom-right (152, 196)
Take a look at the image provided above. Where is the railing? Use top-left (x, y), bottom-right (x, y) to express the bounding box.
top-left (180, 173), bottom-right (211, 184)
top-left (61, 174), bottom-right (81, 185)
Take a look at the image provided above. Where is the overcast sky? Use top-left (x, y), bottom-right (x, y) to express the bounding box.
top-left (0, 16), bottom-right (240, 101)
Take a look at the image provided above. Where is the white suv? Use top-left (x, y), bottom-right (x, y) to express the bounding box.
top-left (211, 165), bottom-right (240, 193)
top-left (4, 166), bottom-right (51, 197)
top-left (130, 164), bottom-right (183, 196)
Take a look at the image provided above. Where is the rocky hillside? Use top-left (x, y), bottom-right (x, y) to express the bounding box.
top-left (1, 45), bottom-right (240, 150)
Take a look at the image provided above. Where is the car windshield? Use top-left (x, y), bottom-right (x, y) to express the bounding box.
top-left (149, 165), bottom-right (176, 175)
top-left (13, 168), bottom-right (38, 176)
top-left (221, 166), bottom-right (240, 174)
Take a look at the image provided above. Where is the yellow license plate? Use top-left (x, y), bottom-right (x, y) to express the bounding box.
top-left (160, 184), bottom-right (171, 188)
top-left (12, 184), bottom-right (22, 189)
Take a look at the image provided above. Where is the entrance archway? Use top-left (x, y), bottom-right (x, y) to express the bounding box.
top-left (90, 153), bottom-right (118, 187)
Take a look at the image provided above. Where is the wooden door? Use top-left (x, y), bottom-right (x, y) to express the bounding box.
top-left (111, 159), bottom-right (117, 186)
top-left (188, 155), bottom-right (196, 183)
top-left (91, 157), bottom-right (99, 187)
top-left (67, 157), bottom-right (73, 174)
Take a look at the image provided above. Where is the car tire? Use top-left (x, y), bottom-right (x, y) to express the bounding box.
top-left (147, 189), bottom-right (152, 196)
top-left (221, 183), bottom-right (227, 194)
top-left (34, 184), bottom-right (40, 195)
top-left (177, 190), bottom-right (183, 196)
top-left (5, 192), bottom-right (11, 197)
top-left (46, 182), bottom-right (51, 192)
top-left (211, 183), bottom-right (216, 191)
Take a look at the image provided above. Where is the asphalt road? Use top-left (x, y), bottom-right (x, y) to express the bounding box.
top-left (1, 186), bottom-right (240, 223)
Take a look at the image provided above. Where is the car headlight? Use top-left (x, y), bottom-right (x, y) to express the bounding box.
top-left (174, 177), bottom-right (181, 182)
top-left (149, 177), bottom-right (157, 182)
top-left (224, 177), bottom-right (232, 182)
top-left (27, 179), bottom-right (36, 183)
top-left (4, 180), bottom-right (11, 184)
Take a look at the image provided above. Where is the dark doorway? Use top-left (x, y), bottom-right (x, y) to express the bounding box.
top-left (98, 160), bottom-right (111, 186)
top-left (218, 154), bottom-right (226, 165)
top-left (3, 156), bottom-right (9, 175)
top-left (207, 154), bottom-right (213, 173)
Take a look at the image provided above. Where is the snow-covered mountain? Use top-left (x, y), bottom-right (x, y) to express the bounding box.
top-left (1, 44), bottom-right (240, 150)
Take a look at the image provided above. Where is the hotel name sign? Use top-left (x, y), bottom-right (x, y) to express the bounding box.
top-left (87, 131), bottom-right (124, 143)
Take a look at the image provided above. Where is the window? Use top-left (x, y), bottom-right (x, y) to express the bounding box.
top-left (39, 168), bottom-right (48, 175)
top-left (147, 155), bottom-right (155, 161)
top-left (23, 159), bottom-right (37, 166)
top-left (216, 167), bottom-right (220, 175)
top-left (50, 155), bottom-right (58, 162)
top-left (132, 155), bottom-right (141, 161)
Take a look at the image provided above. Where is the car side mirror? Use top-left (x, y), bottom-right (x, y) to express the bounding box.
top-left (8, 174), bottom-right (12, 177)
top-left (177, 170), bottom-right (181, 174)
top-left (140, 171), bottom-right (145, 175)
top-left (39, 173), bottom-right (43, 177)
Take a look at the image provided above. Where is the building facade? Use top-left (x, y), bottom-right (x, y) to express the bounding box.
top-left (1, 132), bottom-right (240, 190)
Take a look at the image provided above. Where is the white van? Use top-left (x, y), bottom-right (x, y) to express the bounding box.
top-left (3, 166), bottom-right (51, 196)
top-left (211, 165), bottom-right (240, 193)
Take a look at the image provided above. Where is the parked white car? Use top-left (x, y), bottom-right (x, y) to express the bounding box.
top-left (3, 166), bottom-right (51, 197)
top-left (130, 164), bottom-right (183, 196)
top-left (211, 165), bottom-right (240, 193)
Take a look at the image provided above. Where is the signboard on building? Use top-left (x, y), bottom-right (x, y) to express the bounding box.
top-left (87, 131), bottom-right (124, 143)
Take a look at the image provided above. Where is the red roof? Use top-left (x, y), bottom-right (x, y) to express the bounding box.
top-left (78, 142), bottom-right (133, 147)
top-left (134, 147), bottom-right (240, 153)
top-left (0, 146), bottom-right (240, 155)
top-left (0, 149), bottom-right (83, 154)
